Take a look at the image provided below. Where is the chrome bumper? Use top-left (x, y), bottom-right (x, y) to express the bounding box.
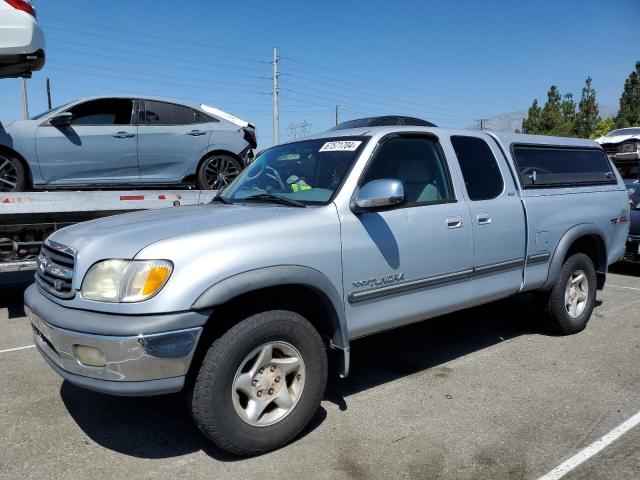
top-left (26, 307), bottom-right (202, 394)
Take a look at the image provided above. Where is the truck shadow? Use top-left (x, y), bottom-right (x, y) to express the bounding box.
top-left (59, 293), bottom-right (545, 462)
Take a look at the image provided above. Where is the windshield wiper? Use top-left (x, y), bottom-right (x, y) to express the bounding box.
top-left (212, 194), bottom-right (233, 204)
top-left (243, 194), bottom-right (306, 208)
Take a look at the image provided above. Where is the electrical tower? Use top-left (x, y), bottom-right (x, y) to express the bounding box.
top-left (271, 47), bottom-right (281, 145)
top-left (286, 120), bottom-right (311, 139)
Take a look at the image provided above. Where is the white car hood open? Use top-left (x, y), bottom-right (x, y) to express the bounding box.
top-left (200, 104), bottom-right (250, 128)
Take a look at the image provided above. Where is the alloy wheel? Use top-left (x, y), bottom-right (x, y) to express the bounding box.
top-left (231, 341), bottom-right (306, 427)
top-left (203, 156), bottom-right (240, 189)
top-left (0, 158), bottom-right (19, 192)
top-left (564, 269), bottom-right (588, 318)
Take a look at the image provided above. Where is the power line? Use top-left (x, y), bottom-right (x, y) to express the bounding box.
top-left (40, 14), bottom-right (266, 57)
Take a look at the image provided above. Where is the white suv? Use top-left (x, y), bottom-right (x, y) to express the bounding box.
top-left (0, 0), bottom-right (45, 78)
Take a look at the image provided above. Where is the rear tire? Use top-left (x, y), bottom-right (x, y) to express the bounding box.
top-left (0, 152), bottom-right (26, 192)
top-left (190, 310), bottom-right (327, 456)
top-left (537, 253), bottom-right (597, 335)
top-left (196, 154), bottom-right (242, 190)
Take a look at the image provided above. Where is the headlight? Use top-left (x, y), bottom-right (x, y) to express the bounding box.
top-left (81, 259), bottom-right (173, 302)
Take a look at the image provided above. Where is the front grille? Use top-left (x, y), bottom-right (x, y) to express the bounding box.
top-left (35, 243), bottom-right (75, 299)
top-left (602, 143), bottom-right (620, 156)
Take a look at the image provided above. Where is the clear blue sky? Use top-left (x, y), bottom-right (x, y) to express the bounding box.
top-left (1, 0), bottom-right (638, 148)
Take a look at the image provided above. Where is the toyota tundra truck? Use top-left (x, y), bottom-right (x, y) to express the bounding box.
top-left (24, 126), bottom-right (630, 455)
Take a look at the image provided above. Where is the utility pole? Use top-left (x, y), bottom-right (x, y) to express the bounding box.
top-left (272, 47), bottom-right (280, 145)
top-left (21, 77), bottom-right (29, 119)
top-left (335, 105), bottom-right (339, 127)
top-left (46, 78), bottom-right (52, 110)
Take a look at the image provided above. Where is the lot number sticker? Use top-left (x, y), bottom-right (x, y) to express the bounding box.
top-left (319, 141), bottom-right (362, 152)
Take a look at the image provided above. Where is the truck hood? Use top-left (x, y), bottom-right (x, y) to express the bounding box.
top-left (595, 133), bottom-right (640, 145)
top-left (49, 203), bottom-right (306, 268)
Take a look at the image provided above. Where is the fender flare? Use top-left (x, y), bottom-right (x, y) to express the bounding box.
top-left (191, 265), bottom-right (349, 354)
top-left (541, 223), bottom-right (608, 291)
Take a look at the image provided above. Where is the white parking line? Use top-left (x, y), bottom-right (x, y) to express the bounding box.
top-left (608, 284), bottom-right (640, 291)
top-left (0, 345), bottom-right (35, 354)
top-left (538, 410), bottom-right (640, 480)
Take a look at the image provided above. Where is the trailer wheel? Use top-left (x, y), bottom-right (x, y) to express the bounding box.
top-left (190, 310), bottom-right (327, 456)
top-left (196, 154), bottom-right (242, 190)
top-left (536, 253), bottom-right (597, 334)
top-left (0, 153), bottom-right (26, 192)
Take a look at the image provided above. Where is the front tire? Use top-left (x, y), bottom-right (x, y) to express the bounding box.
top-left (196, 154), bottom-right (242, 190)
top-left (0, 153), bottom-right (26, 192)
top-left (190, 310), bottom-right (328, 456)
top-left (537, 253), bottom-right (597, 334)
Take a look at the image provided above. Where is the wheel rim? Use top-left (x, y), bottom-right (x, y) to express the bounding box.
top-left (203, 156), bottom-right (240, 190)
top-left (0, 158), bottom-right (19, 192)
top-left (564, 269), bottom-right (588, 318)
top-left (231, 341), bottom-right (306, 427)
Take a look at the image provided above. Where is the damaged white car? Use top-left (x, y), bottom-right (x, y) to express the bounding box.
top-left (595, 128), bottom-right (640, 162)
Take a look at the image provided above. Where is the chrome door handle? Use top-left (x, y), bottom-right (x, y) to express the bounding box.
top-left (446, 216), bottom-right (463, 229)
top-left (112, 131), bottom-right (135, 138)
top-left (477, 213), bottom-right (492, 225)
top-left (187, 130), bottom-right (208, 136)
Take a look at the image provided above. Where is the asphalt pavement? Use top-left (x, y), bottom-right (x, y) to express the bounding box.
top-left (1, 267), bottom-right (639, 479)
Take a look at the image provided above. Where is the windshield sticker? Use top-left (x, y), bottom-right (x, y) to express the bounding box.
top-left (319, 141), bottom-right (362, 152)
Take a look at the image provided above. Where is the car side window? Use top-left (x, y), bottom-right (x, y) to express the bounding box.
top-left (68, 99), bottom-right (133, 126)
top-left (179, 107), bottom-right (217, 124)
top-left (361, 136), bottom-right (454, 205)
top-left (450, 135), bottom-right (504, 201)
top-left (144, 101), bottom-right (185, 125)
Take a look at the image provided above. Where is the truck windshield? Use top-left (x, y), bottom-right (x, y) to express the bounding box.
top-left (220, 136), bottom-right (369, 205)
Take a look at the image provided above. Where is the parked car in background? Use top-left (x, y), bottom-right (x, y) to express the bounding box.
top-left (0, 0), bottom-right (44, 78)
top-left (594, 127), bottom-right (640, 180)
top-left (331, 115), bottom-right (436, 130)
top-left (0, 95), bottom-right (257, 192)
top-left (623, 179), bottom-right (640, 262)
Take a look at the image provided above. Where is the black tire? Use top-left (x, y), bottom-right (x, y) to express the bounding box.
top-left (196, 154), bottom-right (242, 190)
top-left (0, 152), bottom-right (26, 192)
top-left (190, 310), bottom-right (327, 456)
top-left (537, 253), bottom-right (597, 335)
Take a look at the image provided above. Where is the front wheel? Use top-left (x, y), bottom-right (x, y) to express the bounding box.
top-left (536, 253), bottom-right (597, 334)
top-left (196, 154), bottom-right (242, 190)
top-left (190, 310), bottom-right (328, 456)
top-left (0, 153), bottom-right (26, 192)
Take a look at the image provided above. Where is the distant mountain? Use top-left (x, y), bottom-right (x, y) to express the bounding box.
top-left (467, 105), bottom-right (619, 133)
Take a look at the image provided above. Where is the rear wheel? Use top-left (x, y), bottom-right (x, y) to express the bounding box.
top-left (190, 310), bottom-right (327, 456)
top-left (196, 154), bottom-right (242, 190)
top-left (0, 153), bottom-right (26, 192)
top-left (537, 253), bottom-right (597, 334)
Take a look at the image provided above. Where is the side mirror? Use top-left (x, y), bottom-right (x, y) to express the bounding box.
top-left (50, 112), bottom-right (73, 127)
top-left (353, 179), bottom-right (405, 212)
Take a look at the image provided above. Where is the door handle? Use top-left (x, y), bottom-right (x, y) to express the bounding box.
top-left (112, 131), bottom-right (135, 138)
top-left (187, 130), bottom-right (208, 136)
top-left (446, 216), bottom-right (463, 229)
top-left (477, 213), bottom-right (492, 225)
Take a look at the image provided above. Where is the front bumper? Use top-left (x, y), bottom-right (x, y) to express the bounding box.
top-left (24, 284), bottom-right (207, 396)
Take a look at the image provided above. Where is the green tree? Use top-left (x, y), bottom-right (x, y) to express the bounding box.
top-left (539, 85), bottom-right (564, 134)
top-left (590, 117), bottom-right (616, 140)
top-left (616, 61), bottom-right (640, 128)
top-left (522, 99), bottom-right (542, 134)
top-left (575, 77), bottom-right (600, 138)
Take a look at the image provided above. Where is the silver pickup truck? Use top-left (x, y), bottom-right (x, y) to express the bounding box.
top-left (24, 127), bottom-right (630, 455)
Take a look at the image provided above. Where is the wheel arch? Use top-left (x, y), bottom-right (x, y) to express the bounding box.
top-left (0, 144), bottom-right (32, 188)
top-left (542, 224), bottom-right (608, 291)
top-left (196, 149), bottom-right (244, 174)
top-left (190, 266), bottom-right (350, 377)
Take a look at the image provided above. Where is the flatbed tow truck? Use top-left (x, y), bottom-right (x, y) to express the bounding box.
top-left (1, 190), bottom-right (216, 274)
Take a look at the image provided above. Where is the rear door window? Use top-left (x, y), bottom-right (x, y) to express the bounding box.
top-left (451, 136), bottom-right (504, 201)
top-left (144, 101), bottom-right (184, 125)
top-left (68, 99), bottom-right (133, 125)
top-left (512, 146), bottom-right (616, 188)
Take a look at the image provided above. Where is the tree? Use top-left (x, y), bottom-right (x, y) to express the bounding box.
top-left (616, 61), bottom-right (640, 128)
top-left (590, 117), bottom-right (615, 140)
top-left (522, 99), bottom-right (542, 134)
top-left (575, 77), bottom-right (600, 138)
